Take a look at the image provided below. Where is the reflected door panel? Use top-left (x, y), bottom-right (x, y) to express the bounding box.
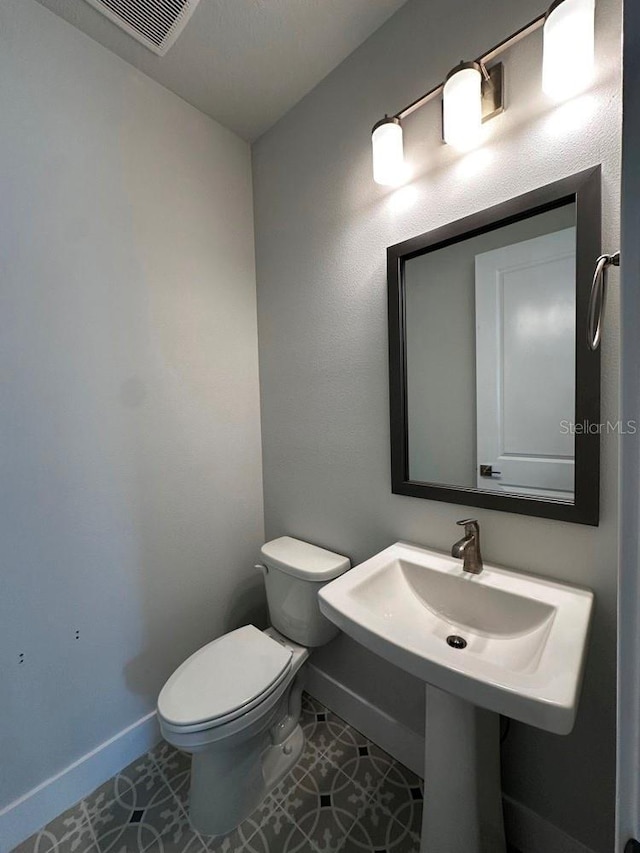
top-left (475, 228), bottom-right (576, 499)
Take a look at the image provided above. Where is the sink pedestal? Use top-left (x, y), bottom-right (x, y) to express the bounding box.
top-left (422, 685), bottom-right (506, 853)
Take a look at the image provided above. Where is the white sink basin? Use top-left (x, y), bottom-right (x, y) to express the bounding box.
top-left (319, 541), bottom-right (593, 735)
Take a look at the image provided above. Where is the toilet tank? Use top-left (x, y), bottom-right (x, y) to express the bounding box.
top-left (259, 537), bottom-right (350, 647)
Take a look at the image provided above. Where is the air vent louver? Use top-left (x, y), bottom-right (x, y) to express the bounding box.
top-left (84, 0), bottom-right (202, 55)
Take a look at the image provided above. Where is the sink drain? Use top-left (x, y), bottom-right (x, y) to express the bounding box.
top-left (446, 635), bottom-right (467, 649)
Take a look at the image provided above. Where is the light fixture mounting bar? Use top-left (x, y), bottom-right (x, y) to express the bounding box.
top-left (480, 13), bottom-right (546, 66)
top-left (394, 11), bottom-right (546, 122)
top-left (481, 64), bottom-right (504, 122)
top-left (397, 83), bottom-right (444, 121)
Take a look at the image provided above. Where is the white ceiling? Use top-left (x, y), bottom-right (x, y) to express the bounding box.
top-left (34, 0), bottom-right (409, 141)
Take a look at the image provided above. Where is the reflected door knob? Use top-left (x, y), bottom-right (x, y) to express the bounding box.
top-left (479, 464), bottom-right (501, 478)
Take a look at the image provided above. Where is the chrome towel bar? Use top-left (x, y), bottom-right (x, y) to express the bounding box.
top-left (587, 251), bottom-right (620, 351)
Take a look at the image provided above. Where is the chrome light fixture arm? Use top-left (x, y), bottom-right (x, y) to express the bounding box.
top-left (391, 12), bottom-right (545, 124)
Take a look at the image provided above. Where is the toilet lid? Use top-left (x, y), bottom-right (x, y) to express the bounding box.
top-left (158, 626), bottom-right (293, 729)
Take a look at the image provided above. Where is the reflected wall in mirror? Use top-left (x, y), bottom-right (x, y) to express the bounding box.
top-left (405, 204), bottom-right (576, 499)
top-left (388, 168), bottom-right (601, 525)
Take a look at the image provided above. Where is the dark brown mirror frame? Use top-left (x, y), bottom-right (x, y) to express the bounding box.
top-left (387, 166), bottom-right (601, 526)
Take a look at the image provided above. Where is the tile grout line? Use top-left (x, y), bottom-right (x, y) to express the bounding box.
top-left (366, 754), bottom-right (425, 844)
top-left (270, 712), bottom-right (362, 851)
top-left (315, 719), bottom-right (425, 849)
top-left (147, 752), bottom-right (210, 853)
top-left (315, 727), bottom-right (391, 806)
top-left (79, 800), bottom-right (100, 851)
top-left (287, 712), bottom-right (391, 852)
top-left (16, 794), bottom-right (99, 853)
top-left (382, 794), bottom-right (424, 844)
top-left (284, 798), bottom-right (361, 853)
top-left (229, 715), bottom-right (349, 850)
top-left (270, 763), bottom-right (364, 853)
top-left (86, 761), bottom-right (164, 853)
top-left (81, 760), bottom-right (174, 853)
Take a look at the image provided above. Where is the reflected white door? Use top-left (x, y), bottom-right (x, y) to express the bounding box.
top-left (475, 227), bottom-right (576, 499)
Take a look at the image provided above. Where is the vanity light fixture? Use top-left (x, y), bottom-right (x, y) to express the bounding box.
top-left (443, 62), bottom-right (484, 150)
top-left (543, 0), bottom-right (595, 100)
top-left (371, 0), bottom-right (597, 185)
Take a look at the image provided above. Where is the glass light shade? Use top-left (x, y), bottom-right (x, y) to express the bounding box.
top-left (443, 63), bottom-right (483, 150)
top-left (543, 0), bottom-right (595, 101)
top-left (372, 118), bottom-right (405, 186)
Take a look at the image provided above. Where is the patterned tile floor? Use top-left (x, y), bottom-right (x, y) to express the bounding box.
top-left (13, 694), bottom-right (425, 853)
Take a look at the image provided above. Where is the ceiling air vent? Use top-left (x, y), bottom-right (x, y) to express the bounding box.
top-left (83, 0), bottom-right (202, 55)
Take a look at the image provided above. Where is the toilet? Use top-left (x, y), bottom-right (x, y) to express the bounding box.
top-left (156, 536), bottom-right (350, 836)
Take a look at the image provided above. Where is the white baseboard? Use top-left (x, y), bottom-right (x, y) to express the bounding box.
top-left (305, 663), bottom-right (597, 853)
top-left (503, 795), bottom-right (597, 853)
top-left (305, 662), bottom-right (425, 777)
top-left (0, 711), bottom-right (161, 853)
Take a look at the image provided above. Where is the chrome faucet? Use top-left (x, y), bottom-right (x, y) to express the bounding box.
top-left (451, 519), bottom-right (483, 574)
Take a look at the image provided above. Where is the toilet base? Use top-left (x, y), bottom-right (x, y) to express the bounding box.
top-left (189, 722), bottom-right (305, 836)
top-left (263, 723), bottom-right (305, 793)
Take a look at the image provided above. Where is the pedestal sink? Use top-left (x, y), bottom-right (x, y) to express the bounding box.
top-left (318, 542), bottom-right (594, 853)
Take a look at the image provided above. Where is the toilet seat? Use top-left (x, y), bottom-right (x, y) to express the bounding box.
top-left (158, 625), bottom-right (293, 733)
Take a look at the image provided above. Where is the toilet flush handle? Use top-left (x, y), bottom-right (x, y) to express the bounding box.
top-left (254, 563), bottom-right (268, 576)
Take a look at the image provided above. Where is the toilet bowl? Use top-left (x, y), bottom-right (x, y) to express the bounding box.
top-left (157, 537), bottom-right (350, 836)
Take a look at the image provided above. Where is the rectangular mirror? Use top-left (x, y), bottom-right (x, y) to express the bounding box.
top-left (388, 167), bottom-right (601, 525)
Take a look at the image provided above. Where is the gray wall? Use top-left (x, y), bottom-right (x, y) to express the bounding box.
top-left (405, 204), bottom-right (575, 486)
top-left (253, 0), bottom-right (621, 850)
top-left (0, 0), bottom-right (264, 811)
